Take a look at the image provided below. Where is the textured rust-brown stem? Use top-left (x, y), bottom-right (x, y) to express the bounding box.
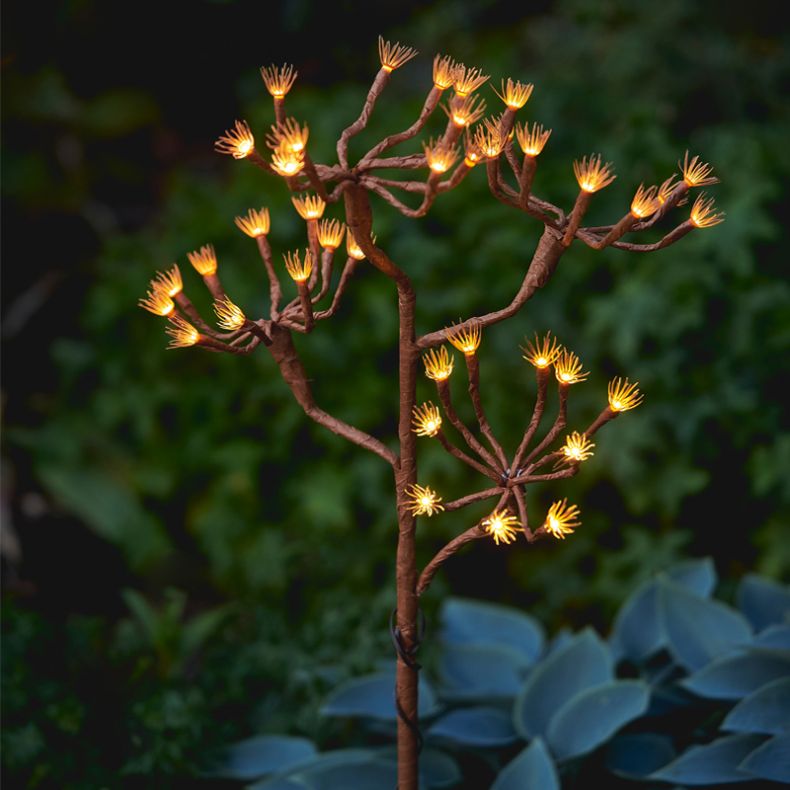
top-left (303, 152), bottom-right (328, 200)
top-left (585, 406), bottom-right (618, 437)
top-left (337, 69), bottom-right (390, 169)
top-left (273, 97), bottom-right (285, 126)
top-left (524, 382), bottom-right (569, 465)
top-left (596, 212), bottom-right (637, 248)
top-left (435, 429), bottom-right (500, 482)
top-left (174, 292), bottom-right (215, 334)
top-left (297, 282), bottom-right (313, 332)
top-left (443, 487), bottom-right (503, 512)
top-left (306, 222), bottom-right (321, 291)
top-left (465, 354), bottom-right (509, 470)
top-left (202, 273), bottom-right (227, 302)
top-left (344, 183), bottom-right (419, 790)
top-left (436, 379), bottom-right (501, 471)
top-left (418, 226), bottom-right (566, 349)
top-left (512, 367), bottom-right (550, 473)
top-left (562, 190), bottom-right (592, 247)
top-left (247, 149), bottom-right (274, 174)
top-left (267, 324), bottom-right (397, 466)
top-left (314, 256), bottom-right (357, 319)
top-left (311, 248), bottom-right (335, 305)
top-left (416, 526), bottom-right (486, 596)
top-left (255, 235), bottom-right (282, 319)
top-left (519, 156), bottom-right (537, 207)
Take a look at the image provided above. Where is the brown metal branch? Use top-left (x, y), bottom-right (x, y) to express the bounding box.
top-left (314, 256), bottom-right (358, 319)
top-left (443, 487), bottom-right (503, 511)
top-left (523, 382), bottom-right (569, 465)
top-left (416, 526), bottom-right (486, 596)
top-left (465, 355), bottom-right (509, 470)
top-left (435, 429), bottom-right (500, 482)
top-left (338, 69), bottom-right (391, 169)
top-left (512, 366), bottom-right (550, 473)
top-left (256, 235), bottom-right (283, 319)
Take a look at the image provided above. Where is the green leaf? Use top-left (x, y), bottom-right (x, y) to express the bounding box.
top-left (546, 680), bottom-right (650, 760)
top-left (491, 738), bottom-right (559, 790)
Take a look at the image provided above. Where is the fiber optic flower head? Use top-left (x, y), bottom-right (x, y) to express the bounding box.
top-left (284, 249), bottom-right (313, 283)
top-left (405, 484), bottom-right (444, 517)
top-left (213, 298), bottom-right (246, 330)
top-left (165, 314), bottom-right (199, 349)
top-left (544, 499), bottom-right (581, 540)
top-left (630, 184), bottom-right (660, 219)
top-left (423, 137), bottom-right (459, 174)
top-left (153, 264), bottom-right (182, 297)
top-left (561, 432), bottom-right (595, 463)
top-left (443, 94), bottom-right (486, 128)
top-left (291, 195), bottom-right (326, 220)
top-left (446, 320), bottom-right (481, 356)
top-left (515, 122), bottom-right (552, 157)
top-left (346, 230), bottom-right (375, 260)
top-left (453, 64), bottom-right (489, 97)
top-left (271, 142), bottom-right (304, 177)
top-left (214, 120), bottom-right (255, 159)
top-left (573, 154), bottom-right (616, 193)
top-left (689, 193), bottom-right (725, 228)
top-left (260, 63), bottom-right (297, 99)
top-left (473, 122), bottom-right (504, 159)
top-left (234, 208), bottom-right (271, 238)
top-left (482, 509), bottom-right (521, 546)
top-left (411, 402), bottom-right (442, 437)
top-left (266, 118), bottom-right (309, 153)
top-left (554, 350), bottom-right (589, 384)
top-left (522, 332), bottom-right (562, 369)
top-left (608, 377), bottom-right (644, 412)
top-left (187, 244), bottom-right (217, 276)
top-left (494, 78), bottom-right (534, 110)
top-left (378, 35), bottom-right (418, 72)
top-left (680, 151), bottom-right (718, 188)
top-left (317, 219), bottom-right (345, 250)
top-left (433, 54), bottom-right (458, 90)
top-left (463, 132), bottom-right (484, 167)
top-left (422, 346), bottom-right (454, 381)
top-left (657, 175), bottom-right (680, 205)
top-left (139, 286), bottom-right (174, 317)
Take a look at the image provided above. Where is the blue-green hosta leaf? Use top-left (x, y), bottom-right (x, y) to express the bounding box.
top-left (320, 673), bottom-right (438, 720)
top-left (247, 750), bottom-right (380, 789)
top-left (664, 557), bottom-right (718, 597)
top-left (491, 738), bottom-right (559, 790)
top-left (546, 680), bottom-right (650, 761)
top-left (438, 644), bottom-right (531, 701)
top-left (428, 706), bottom-right (519, 748)
top-left (365, 747), bottom-right (461, 789)
top-left (440, 598), bottom-right (544, 662)
top-left (606, 734), bottom-right (676, 779)
top-left (247, 778), bottom-right (309, 790)
top-left (753, 624), bottom-right (790, 650)
top-left (658, 579), bottom-right (752, 671)
top-left (513, 628), bottom-right (613, 739)
top-left (737, 575), bottom-right (790, 632)
top-left (209, 735), bottom-right (317, 780)
top-left (738, 734), bottom-right (790, 783)
top-left (722, 677), bottom-right (790, 735)
top-left (682, 649), bottom-right (790, 700)
top-left (300, 758), bottom-right (397, 790)
top-left (650, 734), bottom-right (766, 784)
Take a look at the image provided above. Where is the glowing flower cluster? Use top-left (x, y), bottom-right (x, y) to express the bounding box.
top-left (573, 154), bottom-right (617, 193)
top-left (422, 346), bottom-right (454, 381)
top-left (432, 55), bottom-right (457, 90)
top-left (378, 36), bottom-right (418, 72)
top-left (266, 118), bottom-right (309, 153)
top-left (188, 244), bottom-right (218, 276)
top-left (630, 184), bottom-right (660, 219)
top-left (283, 249), bottom-right (313, 283)
top-left (260, 63), bottom-right (297, 99)
top-left (214, 120), bottom-right (254, 159)
top-left (454, 64), bottom-right (489, 97)
top-left (444, 94), bottom-right (486, 128)
top-left (271, 144), bottom-right (304, 177)
top-left (515, 122), bottom-right (552, 157)
top-left (214, 298), bottom-right (246, 330)
top-left (482, 509), bottom-right (521, 546)
top-left (166, 314), bottom-right (199, 349)
top-left (555, 350), bottom-right (589, 384)
top-left (292, 195), bottom-right (325, 220)
top-left (405, 484), bottom-right (444, 517)
top-left (561, 432), bottom-right (595, 463)
top-left (153, 264), bottom-right (182, 297)
top-left (494, 78), bottom-right (533, 109)
top-left (473, 122), bottom-right (504, 159)
top-left (446, 320), bottom-right (481, 356)
top-left (690, 193), bottom-right (725, 228)
top-left (138, 287), bottom-right (174, 317)
top-left (411, 402), bottom-right (442, 437)
top-left (463, 134), bottom-right (483, 167)
top-left (235, 208), bottom-right (271, 238)
top-left (423, 138), bottom-right (459, 174)
top-left (681, 151), bottom-right (718, 188)
top-left (544, 499), bottom-right (581, 540)
top-left (317, 219), bottom-right (345, 250)
top-left (522, 332), bottom-right (561, 369)
top-left (608, 377), bottom-right (644, 412)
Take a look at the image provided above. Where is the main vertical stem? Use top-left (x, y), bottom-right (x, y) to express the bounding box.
top-left (394, 279), bottom-right (419, 790)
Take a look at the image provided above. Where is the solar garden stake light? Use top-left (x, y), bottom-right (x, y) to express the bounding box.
top-left (139, 37), bottom-right (722, 790)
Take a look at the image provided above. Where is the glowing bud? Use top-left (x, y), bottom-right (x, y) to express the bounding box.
top-left (139, 287), bottom-right (174, 317)
top-left (260, 63), bottom-right (297, 99)
top-left (271, 142), bottom-right (304, 176)
top-left (494, 77), bottom-right (534, 110)
top-left (153, 264), bottom-right (182, 298)
top-left (405, 484), bottom-right (444, 517)
top-left (266, 118), bottom-right (309, 153)
top-left (165, 314), bottom-right (199, 349)
top-left (444, 93), bottom-right (486, 128)
top-left (411, 403), bottom-right (442, 437)
top-left (214, 120), bottom-right (255, 159)
top-left (561, 432), bottom-right (595, 463)
top-left (187, 244), bottom-right (217, 276)
top-left (608, 377), bottom-right (644, 412)
top-left (544, 499), bottom-right (581, 539)
top-left (423, 137), bottom-right (459, 174)
top-left (522, 332), bottom-right (562, 369)
top-left (482, 509), bottom-right (521, 545)
top-left (515, 122), bottom-right (552, 157)
top-left (213, 298), bottom-right (246, 330)
top-left (422, 346), bottom-right (454, 381)
top-left (573, 154), bottom-right (616, 193)
top-left (680, 151), bottom-right (718, 188)
top-left (446, 320), bottom-right (481, 356)
top-left (630, 184), bottom-right (660, 219)
top-left (453, 63), bottom-right (489, 97)
top-left (292, 195), bottom-right (326, 220)
top-left (235, 208), bottom-right (271, 238)
top-left (689, 193), bottom-right (725, 228)
top-left (554, 350), bottom-right (589, 384)
top-left (317, 219), bottom-right (345, 250)
top-left (433, 54), bottom-right (458, 90)
top-left (283, 249), bottom-right (313, 283)
top-left (378, 35), bottom-right (418, 72)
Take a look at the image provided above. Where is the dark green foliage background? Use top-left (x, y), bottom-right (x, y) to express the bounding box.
top-left (2, 0), bottom-right (788, 784)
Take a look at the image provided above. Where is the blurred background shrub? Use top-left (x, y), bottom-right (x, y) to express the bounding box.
top-left (2, 0), bottom-right (788, 785)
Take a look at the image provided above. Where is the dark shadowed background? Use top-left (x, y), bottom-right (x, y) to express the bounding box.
top-left (2, 0), bottom-right (788, 785)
